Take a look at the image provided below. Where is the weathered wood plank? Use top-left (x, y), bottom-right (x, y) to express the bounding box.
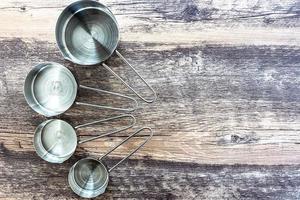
top-left (1, 147), bottom-right (300, 200)
top-left (0, 0), bottom-right (299, 45)
top-left (0, 38), bottom-right (299, 165)
top-left (1, 0), bottom-right (299, 25)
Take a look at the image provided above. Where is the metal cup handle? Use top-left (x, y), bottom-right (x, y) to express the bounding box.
top-left (101, 50), bottom-right (157, 103)
top-left (99, 127), bottom-right (153, 172)
top-left (75, 85), bottom-right (138, 112)
top-left (75, 114), bottom-right (136, 144)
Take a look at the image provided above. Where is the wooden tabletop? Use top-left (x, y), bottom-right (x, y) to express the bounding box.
top-left (0, 0), bottom-right (300, 199)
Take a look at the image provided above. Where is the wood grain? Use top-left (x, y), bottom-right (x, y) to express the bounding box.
top-left (0, 0), bottom-right (299, 199)
top-left (1, 147), bottom-right (300, 200)
top-left (1, 38), bottom-right (300, 165)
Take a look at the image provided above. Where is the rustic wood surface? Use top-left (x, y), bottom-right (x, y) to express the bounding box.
top-left (0, 0), bottom-right (300, 199)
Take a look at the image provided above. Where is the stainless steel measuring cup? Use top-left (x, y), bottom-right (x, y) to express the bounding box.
top-left (24, 62), bottom-right (138, 117)
top-left (68, 127), bottom-right (152, 198)
top-left (56, 0), bottom-right (157, 103)
top-left (34, 114), bottom-right (135, 163)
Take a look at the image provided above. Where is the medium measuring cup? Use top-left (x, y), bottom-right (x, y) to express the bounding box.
top-left (24, 62), bottom-right (138, 117)
top-left (68, 127), bottom-right (153, 198)
top-left (56, 0), bottom-right (157, 103)
top-left (34, 114), bottom-right (135, 163)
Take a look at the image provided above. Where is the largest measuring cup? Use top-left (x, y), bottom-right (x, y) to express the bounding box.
top-left (56, 0), bottom-right (156, 103)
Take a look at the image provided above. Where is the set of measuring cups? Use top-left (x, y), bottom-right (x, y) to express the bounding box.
top-left (24, 0), bottom-right (156, 198)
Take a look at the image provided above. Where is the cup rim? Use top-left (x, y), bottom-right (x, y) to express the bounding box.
top-left (24, 62), bottom-right (78, 117)
top-left (55, 0), bottom-right (120, 65)
top-left (69, 157), bottom-right (109, 197)
top-left (33, 119), bottom-right (77, 163)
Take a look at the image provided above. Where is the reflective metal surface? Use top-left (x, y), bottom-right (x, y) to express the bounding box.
top-left (56, 0), bottom-right (157, 103)
top-left (24, 62), bottom-right (78, 117)
top-left (34, 119), bottom-right (77, 163)
top-left (68, 158), bottom-right (108, 198)
top-left (76, 114), bottom-right (136, 144)
top-left (56, 0), bottom-right (119, 65)
top-left (34, 115), bottom-right (136, 164)
top-left (68, 127), bottom-right (153, 198)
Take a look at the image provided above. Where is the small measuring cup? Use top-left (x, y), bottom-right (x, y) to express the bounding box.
top-left (24, 62), bottom-right (138, 117)
top-left (34, 114), bottom-right (135, 163)
top-left (68, 127), bottom-right (153, 198)
top-left (56, 0), bottom-right (157, 103)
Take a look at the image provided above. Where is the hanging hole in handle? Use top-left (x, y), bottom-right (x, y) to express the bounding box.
top-left (101, 50), bottom-right (157, 103)
top-left (76, 114), bottom-right (136, 144)
top-left (99, 127), bottom-right (153, 172)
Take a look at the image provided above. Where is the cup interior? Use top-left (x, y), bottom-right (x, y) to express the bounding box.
top-left (57, 3), bottom-right (119, 65)
top-left (24, 63), bottom-right (78, 117)
top-left (34, 119), bottom-right (77, 163)
top-left (69, 158), bottom-right (109, 198)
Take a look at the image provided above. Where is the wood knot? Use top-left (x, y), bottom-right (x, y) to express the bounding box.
top-left (20, 6), bottom-right (26, 12)
top-left (181, 5), bottom-right (213, 22)
top-left (218, 133), bottom-right (259, 145)
top-left (230, 133), bottom-right (259, 144)
top-left (181, 5), bottom-right (200, 22)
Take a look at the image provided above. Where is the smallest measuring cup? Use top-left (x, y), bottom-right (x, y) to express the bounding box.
top-left (34, 114), bottom-right (135, 163)
top-left (68, 127), bottom-right (153, 198)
